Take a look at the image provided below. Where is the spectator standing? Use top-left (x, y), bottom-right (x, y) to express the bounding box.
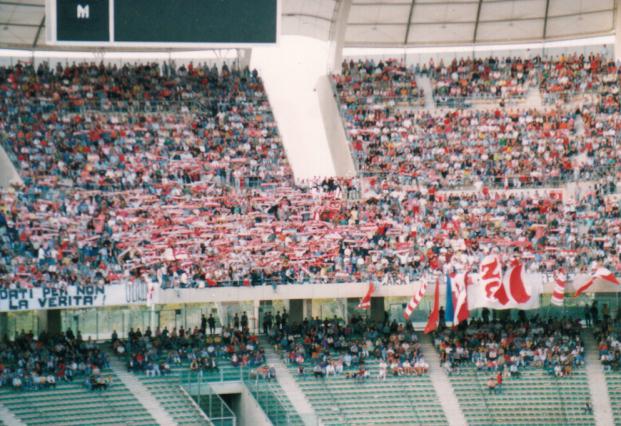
top-left (241, 312), bottom-right (249, 330)
top-left (275, 312), bottom-right (282, 330)
top-left (200, 314), bottom-right (207, 335)
top-left (584, 305), bottom-right (592, 327)
top-left (208, 314), bottom-right (216, 335)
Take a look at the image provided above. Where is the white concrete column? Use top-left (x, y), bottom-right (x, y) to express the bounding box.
top-left (252, 299), bottom-right (260, 333)
top-left (615, 0), bottom-right (621, 62)
top-left (328, 0), bottom-right (353, 73)
top-left (149, 305), bottom-right (157, 333)
top-left (0, 145), bottom-right (21, 188)
top-left (303, 299), bottom-right (312, 320)
top-left (237, 48), bottom-right (252, 69)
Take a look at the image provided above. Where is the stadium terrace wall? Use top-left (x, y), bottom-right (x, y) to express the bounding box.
top-left (0, 283), bottom-right (146, 312)
top-left (0, 274), bottom-right (619, 313)
top-left (342, 40), bottom-right (613, 66)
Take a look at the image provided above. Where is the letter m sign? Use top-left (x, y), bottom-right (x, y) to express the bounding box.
top-left (77, 4), bottom-right (90, 19)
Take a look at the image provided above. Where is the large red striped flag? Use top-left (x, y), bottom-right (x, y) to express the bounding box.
top-left (551, 269), bottom-right (567, 306)
top-left (357, 283), bottom-right (375, 310)
top-left (424, 278), bottom-right (440, 334)
top-left (404, 281), bottom-right (428, 320)
top-left (574, 267), bottom-right (620, 297)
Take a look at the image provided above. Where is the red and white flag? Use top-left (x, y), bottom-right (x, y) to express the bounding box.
top-left (357, 282), bottom-right (375, 310)
top-left (574, 267), bottom-right (620, 297)
top-left (404, 281), bottom-right (428, 320)
top-left (452, 271), bottom-right (470, 325)
top-left (424, 278), bottom-right (440, 334)
top-left (469, 256), bottom-right (541, 310)
top-left (551, 269), bottom-right (567, 306)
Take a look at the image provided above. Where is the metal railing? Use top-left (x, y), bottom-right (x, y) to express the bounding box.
top-left (181, 365), bottom-right (320, 426)
top-left (187, 379), bottom-right (236, 426)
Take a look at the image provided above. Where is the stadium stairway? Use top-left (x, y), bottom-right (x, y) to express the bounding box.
top-left (105, 349), bottom-right (183, 425)
top-left (581, 331), bottom-right (615, 426)
top-left (525, 86), bottom-right (543, 109)
top-left (419, 334), bottom-right (468, 426)
top-left (262, 341), bottom-right (323, 426)
top-left (0, 401), bottom-right (25, 426)
top-left (414, 75), bottom-right (436, 110)
top-left (0, 144), bottom-right (21, 188)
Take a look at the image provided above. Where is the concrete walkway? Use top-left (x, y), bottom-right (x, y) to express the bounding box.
top-left (420, 334), bottom-right (468, 426)
top-left (0, 401), bottom-right (26, 426)
top-left (415, 75), bottom-right (436, 110)
top-left (582, 331), bottom-right (615, 426)
top-left (106, 351), bottom-right (178, 426)
top-left (524, 86), bottom-right (543, 109)
top-left (263, 342), bottom-right (323, 426)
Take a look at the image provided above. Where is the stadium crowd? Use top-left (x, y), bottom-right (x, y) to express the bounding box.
top-left (112, 323), bottom-right (265, 374)
top-left (425, 56), bottom-right (536, 105)
top-left (271, 316), bottom-right (430, 379)
top-left (434, 316), bottom-right (585, 378)
top-left (0, 57), bottom-right (619, 291)
top-left (336, 60), bottom-right (620, 189)
top-left (0, 328), bottom-right (110, 391)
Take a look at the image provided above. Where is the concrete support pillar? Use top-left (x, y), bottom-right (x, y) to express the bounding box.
top-left (346, 298), bottom-right (358, 320)
top-left (237, 48), bottom-right (253, 69)
top-left (370, 297), bottom-right (386, 324)
top-left (36, 310), bottom-right (48, 335)
top-left (45, 310), bottom-right (62, 335)
top-left (0, 313), bottom-right (7, 339)
top-left (615, 0), bottom-right (621, 62)
top-left (303, 299), bottom-right (312, 321)
top-left (216, 303), bottom-right (227, 328)
top-left (149, 306), bottom-right (158, 333)
top-left (328, 0), bottom-right (353, 73)
top-left (289, 300), bottom-right (304, 326)
top-left (252, 299), bottom-right (260, 333)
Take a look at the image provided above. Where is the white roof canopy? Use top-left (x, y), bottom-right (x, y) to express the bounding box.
top-left (0, 0), bottom-right (616, 50)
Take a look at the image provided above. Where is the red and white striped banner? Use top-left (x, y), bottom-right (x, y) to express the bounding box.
top-left (357, 282), bottom-right (375, 310)
top-left (551, 270), bottom-right (566, 307)
top-left (403, 281), bottom-right (428, 320)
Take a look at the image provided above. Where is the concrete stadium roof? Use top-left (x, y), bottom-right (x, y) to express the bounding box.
top-left (0, 0), bottom-right (616, 50)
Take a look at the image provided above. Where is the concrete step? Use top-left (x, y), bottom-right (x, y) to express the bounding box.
top-left (581, 330), bottom-right (614, 426)
top-left (105, 349), bottom-right (181, 426)
top-left (420, 334), bottom-right (468, 426)
top-left (263, 340), bottom-right (324, 426)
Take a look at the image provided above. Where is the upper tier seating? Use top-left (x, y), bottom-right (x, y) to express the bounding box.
top-left (425, 57), bottom-right (536, 107)
top-left (0, 59), bottom-right (619, 289)
top-left (334, 59), bottom-right (424, 110)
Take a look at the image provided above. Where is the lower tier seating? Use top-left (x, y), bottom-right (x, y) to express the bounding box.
top-left (290, 358), bottom-right (447, 425)
top-left (0, 370), bottom-right (156, 425)
top-left (604, 371), bottom-right (621, 424)
top-left (136, 366), bottom-right (211, 425)
top-left (448, 365), bottom-right (595, 425)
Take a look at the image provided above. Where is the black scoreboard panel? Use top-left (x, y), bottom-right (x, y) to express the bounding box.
top-left (56, 0), bottom-right (109, 42)
top-left (50, 0), bottom-right (278, 46)
top-left (115, 0), bottom-right (277, 43)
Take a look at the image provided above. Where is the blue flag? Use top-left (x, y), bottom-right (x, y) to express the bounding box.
top-left (445, 273), bottom-right (454, 323)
